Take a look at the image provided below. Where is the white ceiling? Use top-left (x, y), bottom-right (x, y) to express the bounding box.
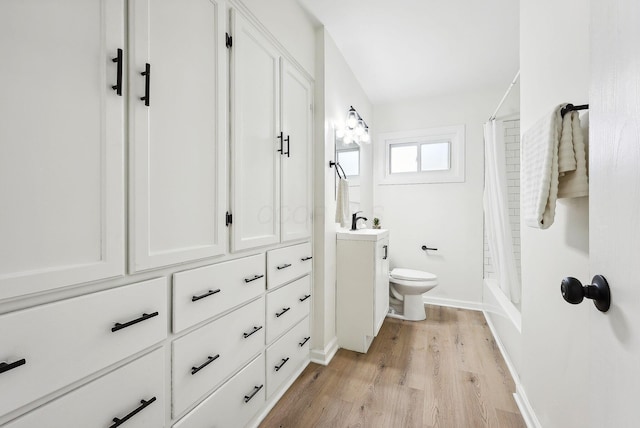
top-left (299, 0), bottom-right (519, 104)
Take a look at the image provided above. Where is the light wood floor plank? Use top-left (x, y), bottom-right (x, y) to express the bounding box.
top-left (259, 305), bottom-right (526, 428)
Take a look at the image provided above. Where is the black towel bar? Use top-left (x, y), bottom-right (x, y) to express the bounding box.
top-left (561, 103), bottom-right (589, 117)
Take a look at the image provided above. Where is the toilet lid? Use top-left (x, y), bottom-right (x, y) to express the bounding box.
top-left (390, 268), bottom-right (437, 281)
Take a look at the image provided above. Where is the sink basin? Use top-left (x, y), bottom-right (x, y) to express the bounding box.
top-left (336, 228), bottom-right (388, 241)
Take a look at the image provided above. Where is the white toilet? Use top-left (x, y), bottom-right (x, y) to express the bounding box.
top-left (388, 268), bottom-right (438, 321)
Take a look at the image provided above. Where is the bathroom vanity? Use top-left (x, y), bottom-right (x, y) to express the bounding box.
top-left (336, 229), bottom-right (389, 353)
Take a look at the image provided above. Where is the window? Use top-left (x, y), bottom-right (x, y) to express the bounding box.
top-left (378, 125), bottom-right (465, 184)
top-left (337, 148), bottom-right (360, 177)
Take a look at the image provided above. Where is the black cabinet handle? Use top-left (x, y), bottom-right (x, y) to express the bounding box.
top-left (383, 245), bottom-right (388, 260)
top-left (110, 397), bottom-right (156, 428)
top-left (301, 256), bottom-right (312, 261)
top-left (111, 48), bottom-right (123, 96)
top-left (284, 135), bottom-right (290, 158)
top-left (275, 307), bottom-right (290, 318)
top-left (277, 132), bottom-right (284, 154)
top-left (299, 294), bottom-right (311, 302)
top-left (244, 274), bottom-right (264, 283)
top-left (243, 325), bottom-right (263, 338)
top-left (299, 336), bottom-right (310, 347)
top-left (191, 289), bottom-right (221, 302)
top-left (276, 263), bottom-right (292, 270)
top-left (191, 354), bottom-right (220, 375)
top-left (140, 63), bottom-right (150, 106)
top-left (0, 358), bottom-right (26, 375)
top-left (244, 384), bottom-right (264, 403)
top-left (274, 357), bottom-right (289, 372)
top-left (111, 312), bottom-right (159, 332)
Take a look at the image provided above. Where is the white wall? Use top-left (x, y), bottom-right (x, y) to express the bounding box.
top-left (312, 29), bottom-right (373, 357)
top-left (373, 88), bottom-right (518, 307)
top-left (519, 0), bottom-right (590, 426)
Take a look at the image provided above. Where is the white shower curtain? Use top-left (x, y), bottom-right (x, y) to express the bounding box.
top-left (483, 120), bottom-right (521, 304)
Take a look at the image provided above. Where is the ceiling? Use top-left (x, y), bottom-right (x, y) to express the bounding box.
top-left (299, 0), bottom-right (519, 104)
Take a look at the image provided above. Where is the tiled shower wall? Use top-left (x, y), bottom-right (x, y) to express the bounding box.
top-left (484, 119), bottom-right (521, 279)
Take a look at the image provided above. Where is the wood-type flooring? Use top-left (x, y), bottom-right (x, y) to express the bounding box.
top-left (260, 305), bottom-right (526, 428)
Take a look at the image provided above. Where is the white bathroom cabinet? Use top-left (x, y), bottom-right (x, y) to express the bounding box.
top-left (336, 230), bottom-right (390, 353)
top-left (230, 10), bottom-right (313, 252)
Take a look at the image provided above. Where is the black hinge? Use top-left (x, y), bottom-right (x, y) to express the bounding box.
top-left (225, 211), bottom-right (232, 227)
top-left (225, 33), bottom-right (232, 49)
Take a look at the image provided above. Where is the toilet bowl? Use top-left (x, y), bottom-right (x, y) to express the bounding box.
top-left (388, 268), bottom-right (438, 321)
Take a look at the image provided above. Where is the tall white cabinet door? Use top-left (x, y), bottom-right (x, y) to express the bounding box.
top-left (280, 60), bottom-right (313, 243)
top-left (130, 0), bottom-right (226, 272)
top-left (230, 10), bottom-right (281, 252)
top-left (0, 0), bottom-right (125, 300)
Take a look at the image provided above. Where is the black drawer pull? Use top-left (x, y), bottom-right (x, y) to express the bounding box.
top-left (276, 263), bottom-right (292, 270)
top-left (110, 396), bottom-right (156, 428)
top-left (243, 325), bottom-right (263, 338)
top-left (0, 358), bottom-right (26, 375)
top-left (277, 132), bottom-right (284, 154)
top-left (191, 354), bottom-right (220, 375)
top-left (299, 336), bottom-right (311, 347)
top-left (275, 307), bottom-right (290, 318)
top-left (244, 384), bottom-right (264, 403)
top-left (140, 63), bottom-right (151, 106)
top-left (301, 256), bottom-right (312, 261)
top-left (244, 274), bottom-right (264, 283)
top-left (274, 357), bottom-right (289, 372)
top-left (284, 135), bottom-right (290, 158)
top-left (111, 312), bottom-right (159, 332)
top-left (383, 245), bottom-right (388, 260)
top-left (111, 48), bottom-right (123, 96)
top-left (192, 288), bottom-right (221, 302)
top-left (299, 294), bottom-right (311, 302)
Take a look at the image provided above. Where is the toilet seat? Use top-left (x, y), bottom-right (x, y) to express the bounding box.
top-left (390, 268), bottom-right (437, 282)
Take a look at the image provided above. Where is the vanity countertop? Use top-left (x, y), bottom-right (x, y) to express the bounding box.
top-left (336, 228), bottom-right (389, 241)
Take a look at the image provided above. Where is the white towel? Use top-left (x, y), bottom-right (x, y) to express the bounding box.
top-left (335, 178), bottom-right (350, 228)
top-left (557, 112), bottom-right (589, 198)
top-left (522, 105), bottom-right (563, 229)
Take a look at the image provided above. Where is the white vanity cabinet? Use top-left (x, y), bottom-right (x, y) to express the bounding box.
top-left (230, 10), bottom-right (312, 252)
top-left (336, 230), bottom-right (390, 353)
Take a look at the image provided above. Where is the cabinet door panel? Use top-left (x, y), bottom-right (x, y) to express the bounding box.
top-left (281, 60), bottom-right (313, 242)
top-left (0, 0), bottom-right (125, 299)
top-left (130, 0), bottom-right (226, 272)
top-left (230, 10), bottom-right (281, 252)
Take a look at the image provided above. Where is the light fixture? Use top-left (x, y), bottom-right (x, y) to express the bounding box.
top-left (341, 106), bottom-right (370, 145)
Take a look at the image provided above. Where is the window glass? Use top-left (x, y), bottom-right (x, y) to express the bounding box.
top-left (420, 141), bottom-right (450, 171)
top-left (390, 145), bottom-right (418, 173)
top-left (337, 149), bottom-right (359, 177)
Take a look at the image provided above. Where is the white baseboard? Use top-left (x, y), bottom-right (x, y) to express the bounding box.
top-left (310, 336), bottom-right (338, 366)
top-left (422, 296), bottom-right (484, 312)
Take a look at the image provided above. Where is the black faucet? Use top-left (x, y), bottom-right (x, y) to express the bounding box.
top-left (351, 211), bottom-right (368, 231)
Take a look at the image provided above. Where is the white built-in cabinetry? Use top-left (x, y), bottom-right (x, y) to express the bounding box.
top-left (230, 10), bottom-right (312, 252)
top-left (336, 230), bottom-right (390, 353)
top-left (0, 1), bottom-right (313, 427)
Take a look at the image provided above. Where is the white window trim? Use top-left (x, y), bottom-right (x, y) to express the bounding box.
top-left (377, 125), bottom-right (465, 185)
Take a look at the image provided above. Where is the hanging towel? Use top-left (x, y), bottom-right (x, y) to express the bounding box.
top-left (335, 178), bottom-right (350, 228)
top-left (557, 112), bottom-right (589, 198)
top-left (522, 105), bottom-right (563, 229)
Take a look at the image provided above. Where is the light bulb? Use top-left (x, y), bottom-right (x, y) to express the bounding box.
top-left (355, 119), bottom-right (365, 136)
top-left (361, 132), bottom-right (370, 143)
top-left (336, 128), bottom-right (345, 138)
top-left (346, 107), bottom-right (357, 129)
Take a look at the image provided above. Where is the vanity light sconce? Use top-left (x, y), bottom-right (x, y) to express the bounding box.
top-left (342, 106), bottom-right (370, 145)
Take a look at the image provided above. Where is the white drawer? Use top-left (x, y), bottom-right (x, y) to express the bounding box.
top-left (266, 275), bottom-right (311, 343)
top-left (5, 348), bottom-right (165, 428)
top-left (266, 317), bottom-right (310, 397)
top-left (172, 297), bottom-right (265, 417)
top-left (174, 354), bottom-right (265, 428)
top-left (0, 278), bottom-right (167, 418)
top-left (266, 242), bottom-right (312, 289)
top-left (173, 254), bottom-right (266, 332)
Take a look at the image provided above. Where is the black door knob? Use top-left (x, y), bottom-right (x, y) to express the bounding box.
top-left (560, 275), bottom-right (611, 313)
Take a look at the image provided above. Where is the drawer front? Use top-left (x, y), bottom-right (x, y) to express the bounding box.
top-left (172, 297), bottom-right (265, 417)
top-left (266, 275), bottom-right (311, 343)
top-left (173, 254), bottom-right (265, 332)
top-left (266, 317), bottom-right (310, 397)
top-left (5, 348), bottom-right (165, 428)
top-left (0, 278), bottom-right (167, 418)
top-left (266, 242), bottom-right (312, 289)
top-left (174, 354), bottom-right (266, 428)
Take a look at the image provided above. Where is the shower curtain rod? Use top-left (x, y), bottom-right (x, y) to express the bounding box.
top-left (489, 70), bottom-right (520, 121)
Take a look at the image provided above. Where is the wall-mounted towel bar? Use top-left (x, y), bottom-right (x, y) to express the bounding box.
top-left (329, 161), bottom-right (347, 180)
top-left (561, 103), bottom-right (589, 117)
